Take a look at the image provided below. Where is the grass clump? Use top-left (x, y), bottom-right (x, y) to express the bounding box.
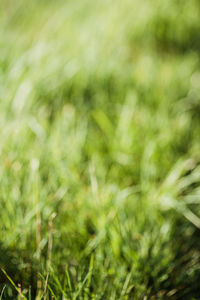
top-left (0, 0), bottom-right (200, 299)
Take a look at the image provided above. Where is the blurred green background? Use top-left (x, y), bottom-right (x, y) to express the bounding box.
top-left (0, 0), bottom-right (200, 299)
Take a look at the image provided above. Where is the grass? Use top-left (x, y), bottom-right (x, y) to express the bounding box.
top-left (0, 0), bottom-right (200, 299)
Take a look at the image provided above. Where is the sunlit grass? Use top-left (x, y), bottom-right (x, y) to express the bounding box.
top-left (0, 0), bottom-right (200, 299)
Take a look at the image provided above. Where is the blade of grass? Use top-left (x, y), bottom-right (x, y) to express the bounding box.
top-left (1, 269), bottom-right (27, 299)
top-left (0, 285), bottom-right (6, 300)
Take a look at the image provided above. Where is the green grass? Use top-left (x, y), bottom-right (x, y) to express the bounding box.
top-left (0, 0), bottom-right (200, 299)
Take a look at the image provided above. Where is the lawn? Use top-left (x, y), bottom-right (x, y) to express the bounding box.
top-left (0, 0), bottom-right (200, 299)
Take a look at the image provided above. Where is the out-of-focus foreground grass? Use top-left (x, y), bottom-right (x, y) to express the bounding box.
top-left (0, 0), bottom-right (200, 299)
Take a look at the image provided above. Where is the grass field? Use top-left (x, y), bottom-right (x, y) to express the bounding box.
top-left (0, 0), bottom-right (200, 299)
